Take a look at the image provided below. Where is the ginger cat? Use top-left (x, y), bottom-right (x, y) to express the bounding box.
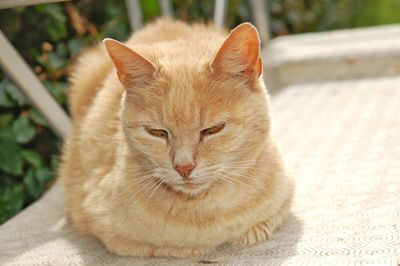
top-left (60, 18), bottom-right (294, 258)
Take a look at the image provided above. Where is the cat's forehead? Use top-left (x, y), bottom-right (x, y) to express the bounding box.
top-left (130, 40), bottom-right (250, 127)
top-left (154, 39), bottom-right (219, 69)
top-left (159, 78), bottom-right (243, 130)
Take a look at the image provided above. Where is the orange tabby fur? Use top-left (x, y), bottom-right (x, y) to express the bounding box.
top-left (60, 18), bottom-right (294, 258)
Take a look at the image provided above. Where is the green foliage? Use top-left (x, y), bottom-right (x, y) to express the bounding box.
top-left (351, 0), bottom-right (400, 27)
top-left (267, 0), bottom-right (400, 35)
top-left (0, 183), bottom-right (24, 224)
top-left (0, 0), bottom-right (133, 225)
top-left (12, 117), bottom-right (36, 144)
top-left (0, 128), bottom-right (24, 176)
top-left (0, 0), bottom-right (399, 225)
top-left (0, 84), bottom-right (57, 223)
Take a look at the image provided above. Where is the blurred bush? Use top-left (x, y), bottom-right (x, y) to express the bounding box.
top-left (0, 0), bottom-right (399, 224)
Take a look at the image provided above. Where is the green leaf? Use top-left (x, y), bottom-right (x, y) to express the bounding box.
top-left (22, 150), bottom-right (43, 168)
top-left (0, 78), bottom-right (26, 107)
top-left (5, 80), bottom-right (26, 106)
top-left (24, 169), bottom-right (42, 199)
top-left (33, 4), bottom-right (46, 13)
top-left (29, 108), bottom-right (48, 126)
top-left (102, 18), bottom-right (129, 40)
top-left (0, 128), bottom-right (23, 175)
top-left (43, 81), bottom-right (67, 104)
top-left (47, 19), bottom-right (67, 41)
top-left (0, 114), bottom-right (13, 128)
top-left (140, 0), bottom-right (160, 20)
top-left (46, 4), bottom-right (66, 23)
top-left (12, 116), bottom-right (36, 144)
top-left (23, 167), bottom-right (53, 199)
top-left (35, 167), bottom-right (53, 183)
top-left (47, 52), bottom-right (67, 70)
top-left (67, 39), bottom-right (84, 55)
top-left (0, 80), bottom-right (15, 108)
top-left (56, 42), bottom-right (68, 57)
top-left (0, 184), bottom-right (25, 224)
top-left (0, 174), bottom-right (14, 187)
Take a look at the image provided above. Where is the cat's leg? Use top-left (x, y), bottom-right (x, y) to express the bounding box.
top-left (232, 199), bottom-right (290, 246)
top-left (232, 218), bottom-right (276, 246)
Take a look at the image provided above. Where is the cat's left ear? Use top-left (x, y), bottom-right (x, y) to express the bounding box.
top-left (103, 38), bottom-right (156, 88)
top-left (211, 23), bottom-right (262, 80)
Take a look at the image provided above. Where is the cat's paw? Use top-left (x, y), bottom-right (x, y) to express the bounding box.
top-left (232, 202), bottom-right (291, 246)
top-left (153, 245), bottom-right (210, 258)
top-left (104, 235), bottom-right (210, 258)
top-left (232, 220), bottom-right (273, 246)
top-left (104, 236), bottom-right (155, 257)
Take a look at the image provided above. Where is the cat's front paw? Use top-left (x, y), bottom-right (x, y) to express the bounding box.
top-left (232, 221), bottom-right (273, 246)
top-left (104, 235), bottom-right (210, 258)
top-left (104, 236), bottom-right (155, 257)
top-left (153, 245), bottom-right (210, 258)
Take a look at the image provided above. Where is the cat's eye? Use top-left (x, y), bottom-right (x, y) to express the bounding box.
top-left (201, 123), bottom-right (225, 139)
top-left (146, 128), bottom-right (168, 138)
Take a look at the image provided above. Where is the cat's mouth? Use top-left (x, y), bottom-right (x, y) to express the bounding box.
top-left (169, 180), bottom-right (209, 195)
top-left (159, 176), bottom-right (210, 195)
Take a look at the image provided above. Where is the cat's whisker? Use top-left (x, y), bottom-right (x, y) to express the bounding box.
top-left (114, 176), bottom-right (159, 234)
top-left (223, 168), bottom-right (273, 186)
top-left (201, 159), bottom-right (270, 169)
top-left (111, 175), bottom-right (151, 194)
top-left (109, 174), bottom-right (156, 207)
top-left (121, 175), bottom-right (156, 190)
top-left (227, 166), bottom-right (275, 171)
top-left (134, 178), bottom-right (161, 202)
top-left (205, 159), bottom-right (268, 165)
top-left (149, 178), bottom-right (163, 198)
top-left (127, 170), bottom-right (157, 177)
top-left (217, 177), bottom-right (261, 200)
top-left (225, 170), bottom-right (264, 180)
top-left (218, 176), bottom-right (261, 199)
top-left (221, 162), bottom-right (259, 167)
top-left (125, 165), bottom-right (156, 172)
top-left (217, 174), bottom-right (259, 193)
top-left (143, 178), bottom-right (164, 210)
top-left (225, 171), bottom-right (271, 188)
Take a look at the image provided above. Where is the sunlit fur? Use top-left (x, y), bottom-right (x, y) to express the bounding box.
top-left (60, 18), bottom-right (294, 258)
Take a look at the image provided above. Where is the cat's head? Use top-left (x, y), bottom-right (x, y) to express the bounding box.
top-left (104, 23), bottom-right (270, 196)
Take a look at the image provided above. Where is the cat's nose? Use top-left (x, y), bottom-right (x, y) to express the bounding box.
top-left (174, 163), bottom-right (195, 179)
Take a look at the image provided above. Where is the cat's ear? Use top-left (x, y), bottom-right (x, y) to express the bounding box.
top-left (211, 23), bottom-right (262, 80)
top-left (103, 38), bottom-right (156, 88)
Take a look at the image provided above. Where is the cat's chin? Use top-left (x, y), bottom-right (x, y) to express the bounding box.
top-left (165, 182), bottom-right (211, 197)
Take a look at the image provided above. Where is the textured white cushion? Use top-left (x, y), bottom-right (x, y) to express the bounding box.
top-left (1, 76), bottom-right (400, 265)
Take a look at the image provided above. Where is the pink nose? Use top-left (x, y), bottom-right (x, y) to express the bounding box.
top-left (174, 164), bottom-right (195, 179)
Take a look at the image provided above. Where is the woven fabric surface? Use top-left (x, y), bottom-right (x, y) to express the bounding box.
top-left (1, 76), bottom-right (399, 265)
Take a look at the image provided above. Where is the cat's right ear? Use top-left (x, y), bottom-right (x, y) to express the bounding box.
top-left (103, 38), bottom-right (156, 88)
top-left (211, 23), bottom-right (262, 81)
